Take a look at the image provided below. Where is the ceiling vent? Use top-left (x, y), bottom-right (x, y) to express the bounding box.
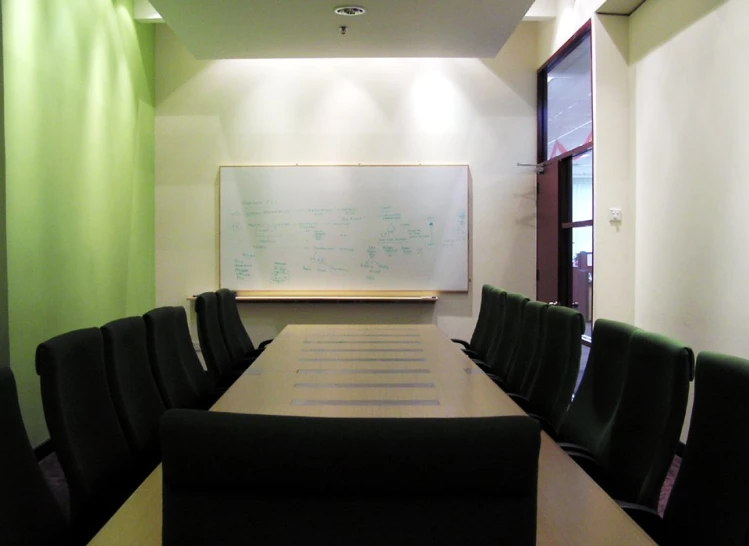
top-left (334, 6), bottom-right (366, 16)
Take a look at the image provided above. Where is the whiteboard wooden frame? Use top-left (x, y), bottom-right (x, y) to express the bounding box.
top-left (218, 164), bottom-right (472, 295)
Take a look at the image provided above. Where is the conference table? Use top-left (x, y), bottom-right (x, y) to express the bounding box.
top-left (90, 324), bottom-right (655, 545)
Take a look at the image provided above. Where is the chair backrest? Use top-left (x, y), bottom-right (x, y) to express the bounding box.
top-left (101, 316), bottom-right (166, 473)
top-left (35, 328), bottom-right (134, 535)
top-left (216, 288), bottom-right (254, 364)
top-left (485, 292), bottom-right (530, 377)
top-left (173, 306), bottom-right (213, 398)
top-left (662, 351), bottom-right (749, 544)
top-left (557, 319), bottom-right (637, 457)
top-left (195, 291), bottom-right (236, 383)
top-left (504, 301), bottom-right (549, 395)
top-left (143, 307), bottom-right (200, 409)
top-left (478, 286), bottom-right (508, 362)
top-left (161, 410), bottom-right (541, 546)
top-left (469, 284), bottom-right (494, 350)
top-left (603, 330), bottom-right (693, 508)
top-left (525, 305), bottom-right (584, 432)
top-left (0, 367), bottom-right (68, 545)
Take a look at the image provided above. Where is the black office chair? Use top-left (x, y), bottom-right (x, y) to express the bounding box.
top-left (0, 367), bottom-right (69, 545)
top-left (173, 306), bottom-right (223, 403)
top-left (216, 288), bottom-right (272, 369)
top-left (452, 283), bottom-right (494, 355)
top-left (620, 351), bottom-right (749, 545)
top-left (474, 292), bottom-right (529, 380)
top-left (509, 305), bottom-right (584, 436)
top-left (143, 307), bottom-right (207, 409)
top-left (571, 330), bottom-right (693, 509)
top-left (36, 328), bottom-right (136, 542)
top-left (195, 291), bottom-right (243, 388)
top-left (161, 410), bottom-right (541, 546)
top-left (555, 319), bottom-right (637, 453)
top-left (101, 316), bottom-right (166, 477)
top-left (454, 285), bottom-right (506, 361)
top-left (494, 301), bottom-right (548, 393)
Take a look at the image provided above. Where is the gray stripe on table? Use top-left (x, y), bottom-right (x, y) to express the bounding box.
top-left (294, 382), bottom-right (436, 388)
top-left (303, 340), bottom-right (421, 344)
top-left (306, 334), bottom-right (421, 338)
top-left (301, 349), bottom-right (423, 353)
top-left (299, 358), bottom-right (425, 362)
top-left (291, 400), bottom-right (440, 406)
top-left (296, 369), bottom-right (431, 374)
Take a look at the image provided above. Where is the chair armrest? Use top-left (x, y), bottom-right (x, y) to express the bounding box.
top-left (568, 451), bottom-right (610, 490)
top-left (616, 501), bottom-right (663, 543)
top-left (472, 360), bottom-right (493, 374)
top-left (462, 348), bottom-right (480, 359)
top-left (507, 393), bottom-right (531, 412)
top-left (233, 354), bottom-right (258, 372)
top-left (558, 442), bottom-right (595, 459)
top-left (451, 338), bottom-right (471, 350)
top-left (257, 339), bottom-right (273, 350)
top-left (528, 413), bottom-right (557, 438)
top-left (486, 373), bottom-right (506, 391)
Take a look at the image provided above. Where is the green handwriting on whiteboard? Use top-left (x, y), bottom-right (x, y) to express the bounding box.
top-left (221, 165), bottom-right (469, 291)
top-left (271, 262), bottom-right (290, 284)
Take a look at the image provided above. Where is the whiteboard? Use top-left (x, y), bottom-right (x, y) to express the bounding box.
top-left (219, 166), bottom-right (469, 292)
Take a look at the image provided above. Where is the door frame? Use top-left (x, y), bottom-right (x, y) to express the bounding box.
top-left (535, 21), bottom-right (593, 314)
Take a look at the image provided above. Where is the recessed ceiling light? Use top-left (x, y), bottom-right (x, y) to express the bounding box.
top-left (334, 6), bottom-right (366, 16)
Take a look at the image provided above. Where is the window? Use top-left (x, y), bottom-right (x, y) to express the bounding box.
top-left (536, 23), bottom-right (593, 336)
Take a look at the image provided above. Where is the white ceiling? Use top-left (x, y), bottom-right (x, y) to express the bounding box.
top-left (598, 0), bottom-right (647, 15)
top-left (147, 0), bottom-right (535, 59)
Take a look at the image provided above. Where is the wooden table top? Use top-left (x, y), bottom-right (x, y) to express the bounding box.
top-left (89, 324), bottom-right (655, 545)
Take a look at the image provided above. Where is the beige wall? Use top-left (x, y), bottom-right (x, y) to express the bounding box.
top-left (629, 0), bottom-right (747, 440)
top-left (630, 0), bottom-right (748, 357)
top-left (154, 23), bottom-right (539, 342)
top-left (592, 15), bottom-right (635, 323)
top-left (538, 0), bottom-right (606, 64)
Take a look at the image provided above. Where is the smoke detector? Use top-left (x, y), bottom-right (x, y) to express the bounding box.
top-left (334, 6), bottom-right (366, 16)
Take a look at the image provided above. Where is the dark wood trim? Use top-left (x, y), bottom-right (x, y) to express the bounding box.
top-left (548, 141), bottom-right (594, 164)
top-left (558, 161), bottom-right (572, 304)
top-left (561, 220), bottom-right (594, 229)
top-left (540, 142), bottom-right (593, 171)
top-left (537, 70), bottom-right (548, 164)
top-left (538, 20), bottom-right (592, 74)
top-left (537, 20), bottom-right (595, 311)
top-left (34, 438), bottom-right (54, 461)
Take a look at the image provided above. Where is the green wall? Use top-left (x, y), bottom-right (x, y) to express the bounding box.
top-left (2, 0), bottom-right (155, 446)
top-left (0, 5), bottom-right (9, 373)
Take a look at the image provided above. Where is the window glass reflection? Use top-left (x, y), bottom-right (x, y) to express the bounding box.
top-left (571, 151), bottom-right (592, 223)
top-left (546, 35), bottom-right (592, 159)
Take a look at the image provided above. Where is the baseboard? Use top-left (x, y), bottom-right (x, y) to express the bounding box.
top-left (34, 438), bottom-right (54, 461)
